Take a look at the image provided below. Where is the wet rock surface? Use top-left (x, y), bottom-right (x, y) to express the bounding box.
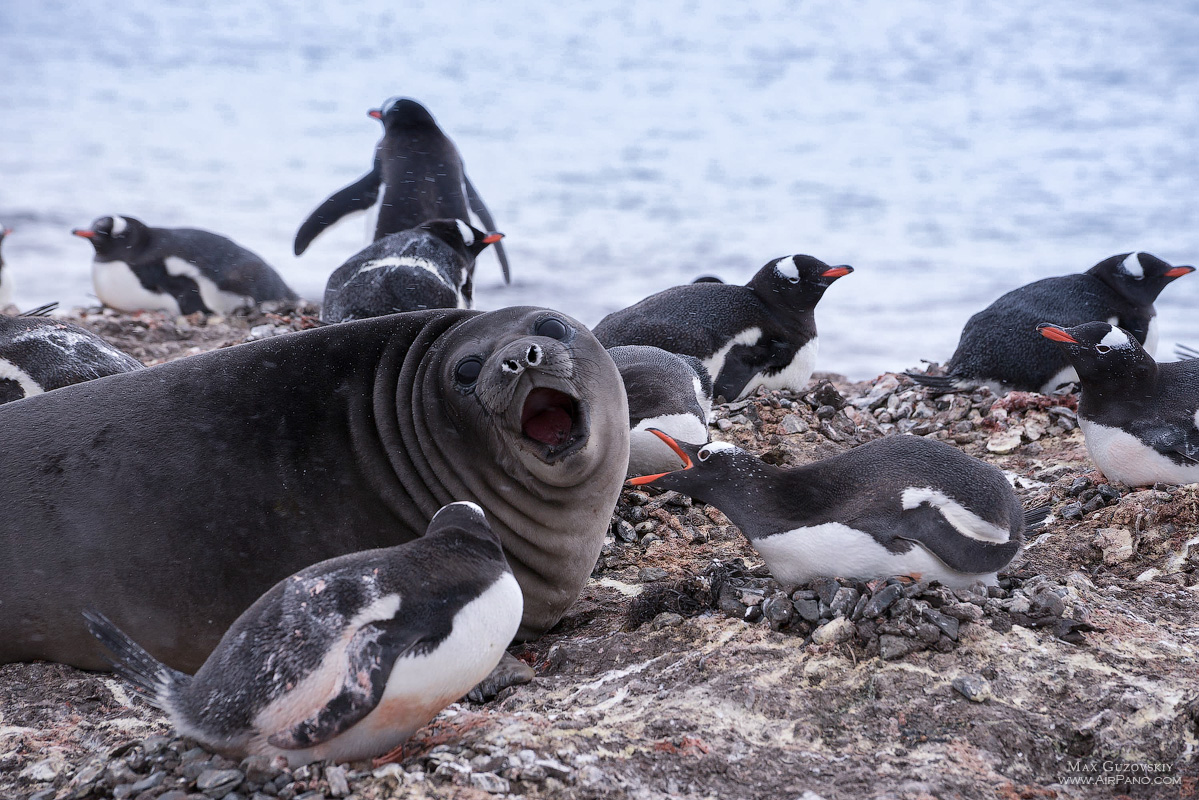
top-left (3, 340), bottom-right (1198, 799)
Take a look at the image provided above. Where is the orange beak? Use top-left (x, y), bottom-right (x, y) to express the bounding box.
top-left (1038, 324), bottom-right (1078, 344)
top-left (821, 266), bottom-right (853, 278)
top-left (627, 429), bottom-right (693, 485)
top-left (72, 229), bottom-right (96, 239)
top-left (482, 232), bottom-right (504, 245)
top-left (1165, 266), bottom-right (1195, 278)
top-left (368, 109), bottom-right (383, 120)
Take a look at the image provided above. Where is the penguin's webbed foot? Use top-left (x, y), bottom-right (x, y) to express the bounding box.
top-left (466, 651), bottom-right (535, 703)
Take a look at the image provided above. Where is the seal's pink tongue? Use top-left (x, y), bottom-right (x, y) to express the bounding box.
top-left (522, 388), bottom-right (575, 446)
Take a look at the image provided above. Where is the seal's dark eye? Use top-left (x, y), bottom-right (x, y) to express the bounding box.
top-left (455, 357), bottom-right (483, 385)
top-left (535, 318), bottom-right (568, 340)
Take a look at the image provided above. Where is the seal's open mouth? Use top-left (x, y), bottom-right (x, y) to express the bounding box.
top-left (521, 388), bottom-right (578, 447)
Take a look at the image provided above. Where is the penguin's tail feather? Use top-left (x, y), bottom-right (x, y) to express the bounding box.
top-left (20, 302), bottom-right (59, 318)
top-left (1176, 343), bottom-right (1199, 361)
top-left (82, 608), bottom-right (186, 710)
top-left (903, 371), bottom-right (972, 392)
top-left (1022, 503), bottom-right (1053, 531)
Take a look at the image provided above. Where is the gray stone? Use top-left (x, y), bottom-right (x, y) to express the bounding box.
top-left (612, 518), bottom-right (637, 542)
top-left (763, 595), bottom-right (795, 627)
top-left (652, 612), bottom-right (684, 630)
top-left (534, 758), bottom-right (573, 779)
top-left (951, 673), bottom-right (993, 702)
top-left (470, 772), bottom-right (510, 793)
top-left (716, 418), bottom-right (733, 431)
top-left (793, 598), bottom-right (821, 622)
top-left (20, 753), bottom-right (70, 783)
top-left (196, 768), bottom-right (244, 796)
top-left (942, 602), bottom-right (984, 623)
top-left (1060, 502), bottom-right (1083, 520)
top-left (879, 634), bottom-right (925, 660)
top-left (829, 587), bottom-right (859, 618)
top-left (862, 583), bottom-right (904, 618)
top-left (638, 566), bottom-right (668, 582)
top-left (812, 617), bottom-right (855, 644)
top-left (920, 608), bottom-right (960, 640)
top-left (129, 771), bottom-right (167, 793)
top-left (779, 414), bottom-right (809, 434)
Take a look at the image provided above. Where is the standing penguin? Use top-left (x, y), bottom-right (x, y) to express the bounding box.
top-left (630, 432), bottom-right (1024, 586)
top-left (1039, 322), bottom-right (1199, 486)
top-left (294, 97), bottom-right (510, 284)
top-left (593, 255), bottom-right (853, 402)
top-left (85, 502), bottom-right (523, 767)
top-left (608, 345), bottom-right (712, 477)
top-left (907, 252), bottom-right (1195, 394)
top-left (72, 216), bottom-right (298, 315)
top-left (322, 219), bottom-right (504, 322)
top-left (0, 305), bottom-right (143, 404)
top-left (0, 225), bottom-right (13, 309)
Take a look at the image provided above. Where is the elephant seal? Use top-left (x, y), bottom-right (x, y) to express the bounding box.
top-left (0, 307), bottom-right (628, 672)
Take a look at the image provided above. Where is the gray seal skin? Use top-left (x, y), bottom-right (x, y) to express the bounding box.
top-left (0, 306), bottom-right (628, 672)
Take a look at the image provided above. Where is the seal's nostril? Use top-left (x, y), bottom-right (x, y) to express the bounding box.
top-left (504, 359), bottom-right (520, 372)
top-left (527, 345), bottom-right (541, 364)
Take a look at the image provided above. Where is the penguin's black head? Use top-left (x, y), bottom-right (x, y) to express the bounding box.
top-left (424, 501), bottom-right (507, 559)
top-left (369, 97), bottom-right (439, 129)
top-left (1038, 321), bottom-right (1155, 386)
top-left (1089, 251), bottom-right (1195, 305)
top-left (421, 218), bottom-right (504, 260)
top-left (71, 216), bottom-right (147, 259)
top-left (749, 255), bottom-right (853, 310)
top-left (628, 431), bottom-right (765, 499)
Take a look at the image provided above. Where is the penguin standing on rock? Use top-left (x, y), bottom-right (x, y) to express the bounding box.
top-left (72, 216), bottom-right (298, 315)
top-left (607, 345), bottom-right (713, 476)
top-left (593, 255), bottom-right (853, 401)
top-left (321, 219), bottom-right (503, 322)
top-left (907, 252), bottom-right (1195, 394)
top-left (0, 304), bottom-right (143, 404)
top-left (294, 97), bottom-right (510, 284)
top-left (630, 431), bottom-right (1025, 586)
top-left (0, 225), bottom-right (14, 309)
top-left (85, 502), bottom-right (523, 767)
top-left (1040, 321), bottom-right (1199, 486)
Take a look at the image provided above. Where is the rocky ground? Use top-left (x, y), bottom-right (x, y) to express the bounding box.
top-left (1, 309), bottom-right (1197, 800)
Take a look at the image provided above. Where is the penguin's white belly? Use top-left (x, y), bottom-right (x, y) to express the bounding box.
top-left (627, 413), bottom-right (709, 477)
top-left (0, 357), bottom-right (44, 399)
top-left (164, 258), bottom-right (253, 314)
top-left (751, 522), bottom-right (996, 588)
top-left (1038, 364), bottom-right (1080, 394)
top-left (1144, 316), bottom-right (1160, 358)
top-left (1081, 418), bottom-right (1199, 487)
top-left (92, 259), bottom-right (181, 314)
top-left (752, 336), bottom-right (818, 395)
top-left (701, 327), bottom-right (760, 395)
top-left (250, 572), bottom-right (523, 766)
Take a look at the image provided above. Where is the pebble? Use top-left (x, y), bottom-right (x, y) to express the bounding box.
top-left (1095, 527), bottom-right (1135, 564)
top-left (951, 674), bottom-right (993, 702)
top-left (652, 612), bottom-right (684, 630)
top-left (1060, 502), bottom-right (1084, 520)
top-left (470, 772), bottom-right (509, 793)
top-left (812, 617), bottom-right (855, 644)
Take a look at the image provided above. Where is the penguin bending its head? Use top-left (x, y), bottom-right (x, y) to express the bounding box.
top-left (907, 252), bottom-right (1194, 394)
top-left (630, 431), bottom-right (1024, 587)
top-left (85, 502), bottom-right (523, 766)
top-left (593, 255), bottom-right (853, 402)
top-left (321, 219), bottom-right (503, 322)
top-left (1040, 321), bottom-right (1199, 487)
top-left (72, 216), bottom-right (298, 315)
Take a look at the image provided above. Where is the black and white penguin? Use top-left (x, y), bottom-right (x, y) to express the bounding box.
top-left (907, 252), bottom-right (1195, 394)
top-left (71, 216), bottom-right (298, 316)
top-left (0, 225), bottom-right (13, 309)
top-left (0, 304), bottom-right (143, 404)
top-left (321, 219), bottom-right (503, 323)
top-left (1040, 322), bottom-right (1199, 486)
top-left (84, 501), bottom-right (523, 767)
top-left (630, 431), bottom-right (1024, 586)
top-left (593, 255), bottom-right (853, 402)
top-left (607, 345), bottom-right (713, 477)
top-left (294, 97), bottom-right (510, 284)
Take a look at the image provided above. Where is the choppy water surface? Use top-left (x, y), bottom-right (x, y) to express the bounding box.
top-left (2, 0), bottom-right (1197, 378)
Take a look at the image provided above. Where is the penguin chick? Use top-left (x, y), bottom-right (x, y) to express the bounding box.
top-left (607, 344), bottom-right (712, 477)
top-left (321, 219), bottom-right (503, 322)
top-left (630, 431), bottom-right (1024, 586)
top-left (907, 252), bottom-right (1194, 394)
top-left (593, 255), bottom-right (853, 402)
top-left (1040, 321), bottom-right (1199, 486)
top-left (85, 501), bottom-right (523, 766)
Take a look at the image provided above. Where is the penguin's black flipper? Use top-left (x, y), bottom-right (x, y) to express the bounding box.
top-left (1176, 343), bottom-right (1199, 361)
top-left (904, 372), bottom-right (972, 392)
top-left (294, 168), bottom-right (383, 256)
top-left (896, 505), bottom-right (1022, 574)
top-left (1023, 503), bottom-right (1052, 531)
top-left (464, 176), bottom-right (510, 283)
top-left (1143, 424), bottom-right (1199, 464)
top-left (266, 617), bottom-right (440, 750)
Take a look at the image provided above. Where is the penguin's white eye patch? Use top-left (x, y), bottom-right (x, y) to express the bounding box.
top-left (774, 258), bottom-right (800, 283)
top-left (1120, 252), bottom-right (1144, 280)
top-left (455, 219), bottom-right (475, 246)
top-left (1099, 326), bottom-right (1132, 349)
top-left (110, 216), bottom-right (127, 236)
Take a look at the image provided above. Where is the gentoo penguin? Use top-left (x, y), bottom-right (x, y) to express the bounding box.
top-left (321, 219), bottom-right (504, 322)
top-left (630, 431), bottom-right (1024, 586)
top-left (1040, 322), bottom-right (1199, 486)
top-left (0, 225), bottom-right (13, 309)
top-left (608, 345), bottom-right (713, 477)
top-left (72, 216), bottom-right (298, 315)
top-left (907, 252), bottom-right (1195, 394)
top-left (84, 501), bottom-right (523, 767)
top-left (294, 97), bottom-right (510, 284)
top-left (0, 304), bottom-right (142, 404)
top-left (593, 255), bottom-right (853, 402)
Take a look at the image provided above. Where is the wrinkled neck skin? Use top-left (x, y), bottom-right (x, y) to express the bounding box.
top-left (368, 315), bottom-right (628, 640)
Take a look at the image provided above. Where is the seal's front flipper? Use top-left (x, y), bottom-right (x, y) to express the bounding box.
top-left (466, 651), bottom-right (534, 703)
top-left (465, 176), bottom-right (510, 284)
top-left (294, 168), bottom-right (383, 256)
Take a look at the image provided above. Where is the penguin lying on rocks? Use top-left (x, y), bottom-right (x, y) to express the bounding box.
top-left (594, 255), bottom-right (852, 401)
top-left (85, 502), bottom-right (523, 766)
top-left (907, 252), bottom-right (1194, 394)
top-left (630, 431), bottom-right (1025, 587)
top-left (1040, 321), bottom-right (1199, 486)
top-left (607, 345), bottom-right (712, 477)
